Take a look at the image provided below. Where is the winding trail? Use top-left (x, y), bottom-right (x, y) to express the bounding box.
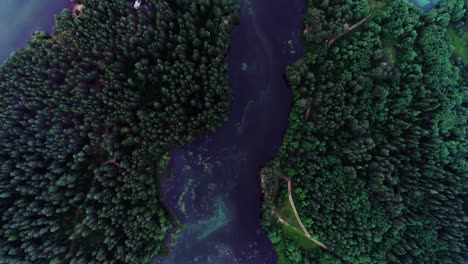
top-left (270, 175), bottom-right (351, 264)
top-left (279, 175), bottom-right (329, 250)
top-left (327, 14), bottom-right (372, 47)
top-left (326, 0), bottom-right (389, 47)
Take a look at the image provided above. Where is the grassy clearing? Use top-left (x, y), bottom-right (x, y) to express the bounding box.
top-left (278, 199), bottom-right (320, 251)
top-left (278, 198), bottom-right (302, 230)
top-left (370, 0), bottom-right (393, 15)
top-left (382, 39), bottom-right (398, 64)
top-left (448, 26), bottom-right (468, 61)
top-left (372, 0), bottom-right (398, 64)
top-left (283, 224), bottom-right (320, 251)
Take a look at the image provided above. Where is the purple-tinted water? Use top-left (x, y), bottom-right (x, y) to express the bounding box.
top-left (0, 0), bottom-right (72, 63)
top-left (1, 1), bottom-right (306, 263)
top-left (160, 0), bottom-right (306, 263)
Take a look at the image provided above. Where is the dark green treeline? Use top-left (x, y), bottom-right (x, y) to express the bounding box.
top-left (262, 0), bottom-right (467, 263)
top-left (0, 0), bottom-right (238, 263)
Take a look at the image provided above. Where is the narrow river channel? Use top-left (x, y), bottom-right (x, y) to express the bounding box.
top-left (160, 0), bottom-right (306, 263)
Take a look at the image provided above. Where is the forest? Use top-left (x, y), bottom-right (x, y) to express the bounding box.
top-left (0, 0), bottom-right (238, 263)
top-left (262, 0), bottom-right (467, 263)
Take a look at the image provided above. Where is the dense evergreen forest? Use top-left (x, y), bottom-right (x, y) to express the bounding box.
top-left (262, 0), bottom-right (467, 263)
top-left (0, 0), bottom-right (238, 262)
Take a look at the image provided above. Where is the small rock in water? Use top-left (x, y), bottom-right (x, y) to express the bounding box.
top-left (183, 164), bottom-right (191, 171)
top-left (241, 62), bottom-right (248, 71)
top-left (288, 39), bottom-right (296, 54)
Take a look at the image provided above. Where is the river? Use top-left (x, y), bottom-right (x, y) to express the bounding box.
top-left (1, 0), bottom-right (443, 263)
top-left (160, 0), bottom-right (306, 263)
top-left (0, 0), bottom-right (306, 263)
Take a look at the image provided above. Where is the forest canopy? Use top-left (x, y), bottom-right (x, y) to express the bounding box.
top-left (0, 0), bottom-right (238, 263)
top-left (262, 0), bottom-right (467, 263)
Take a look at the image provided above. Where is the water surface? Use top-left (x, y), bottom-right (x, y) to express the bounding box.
top-left (0, 1), bottom-right (307, 263)
top-left (160, 0), bottom-right (306, 263)
top-left (408, 0), bottom-right (441, 12)
top-left (0, 0), bottom-right (72, 63)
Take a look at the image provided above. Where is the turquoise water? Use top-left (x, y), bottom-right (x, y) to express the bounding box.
top-left (0, 1), bottom-right (305, 263)
top-left (2, 0), bottom-right (444, 263)
top-left (160, 0), bottom-right (306, 263)
top-left (0, 0), bottom-right (71, 63)
top-left (408, 0), bottom-right (441, 12)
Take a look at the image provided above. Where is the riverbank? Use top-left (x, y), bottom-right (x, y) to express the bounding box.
top-left (159, 0), bottom-right (306, 263)
top-left (0, 0), bottom-right (71, 63)
top-left (260, 0), bottom-right (467, 263)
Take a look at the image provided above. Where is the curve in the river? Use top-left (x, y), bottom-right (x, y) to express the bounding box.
top-left (160, 0), bottom-right (306, 263)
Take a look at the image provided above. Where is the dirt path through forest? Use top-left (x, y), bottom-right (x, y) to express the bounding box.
top-left (279, 175), bottom-right (329, 250)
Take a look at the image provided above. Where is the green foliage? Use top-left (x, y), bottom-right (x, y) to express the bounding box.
top-left (448, 26), bottom-right (468, 60)
top-left (263, 0), bottom-right (467, 263)
top-left (277, 199), bottom-right (320, 252)
top-left (0, 0), bottom-right (238, 263)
